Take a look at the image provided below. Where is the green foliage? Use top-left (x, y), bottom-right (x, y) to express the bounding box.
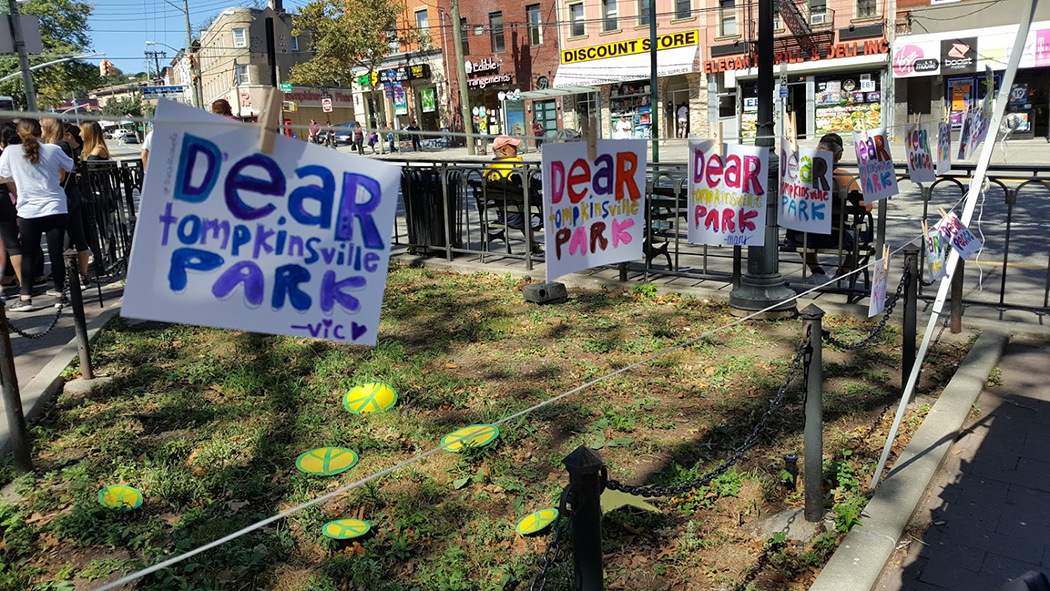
top-left (633, 283), bottom-right (658, 299)
top-left (99, 93), bottom-right (145, 118)
top-left (289, 0), bottom-right (404, 87)
top-left (827, 450), bottom-right (870, 533)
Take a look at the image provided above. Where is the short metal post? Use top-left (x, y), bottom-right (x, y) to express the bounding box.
top-left (563, 446), bottom-right (604, 591)
top-left (950, 258), bottom-right (964, 334)
top-left (0, 305), bottom-right (31, 471)
top-left (902, 245), bottom-right (918, 389)
top-left (64, 252), bottom-right (94, 380)
top-left (800, 304), bottom-right (823, 522)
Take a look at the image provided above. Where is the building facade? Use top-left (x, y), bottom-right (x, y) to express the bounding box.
top-left (552, 0), bottom-right (707, 140)
top-left (892, 0), bottom-right (1050, 139)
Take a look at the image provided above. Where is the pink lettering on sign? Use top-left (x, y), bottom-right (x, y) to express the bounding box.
top-left (1036, 30), bottom-right (1050, 68)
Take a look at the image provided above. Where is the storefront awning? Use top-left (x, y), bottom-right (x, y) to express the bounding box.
top-left (518, 86), bottom-right (598, 100)
top-left (553, 46), bottom-right (699, 88)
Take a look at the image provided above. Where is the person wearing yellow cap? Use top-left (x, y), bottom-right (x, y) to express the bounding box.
top-left (482, 135), bottom-right (542, 254)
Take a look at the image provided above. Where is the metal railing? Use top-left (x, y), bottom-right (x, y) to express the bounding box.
top-left (77, 159), bottom-right (141, 278)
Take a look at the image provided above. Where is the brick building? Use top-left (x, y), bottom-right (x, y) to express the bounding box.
top-left (434, 0), bottom-right (562, 144)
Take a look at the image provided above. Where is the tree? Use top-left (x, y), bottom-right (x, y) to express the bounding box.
top-left (288, 0), bottom-right (403, 88)
top-left (0, 0), bottom-right (99, 109)
top-left (100, 94), bottom-right (145, 118)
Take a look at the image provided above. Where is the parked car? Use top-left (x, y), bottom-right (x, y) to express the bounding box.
top-left (317, 122), bottom-right (358, 146)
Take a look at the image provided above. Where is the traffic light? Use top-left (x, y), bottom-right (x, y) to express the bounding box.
top-left (188, 54), bottom-right (196, 69)
top-left (282, 101), bottom-right (297, 112)
top-left (99, 60), bottom-right (113, 77)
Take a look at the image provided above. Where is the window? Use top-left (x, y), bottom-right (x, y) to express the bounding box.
top-left (290, 36), bottom-right (299, 51)
top-left (235, 64), bottom-right (249, 85)
top-left (386, 30), bottom-right (398, 52)
top-left (415, 9), bottom-right (429, 31)
top-left (809, 0), bottom-right (827, 18)
top-left (675, 0), bottom-right (691, 19)
top-left (719, 0), bottom-right (736, 36)
top-left (232, 28), bottom-right (247, 48)
top-left (602, 0), bottom-right (618, 31)
top-left (527, 4), bottom-right (543, 45)
top-left (489, 12), bottom-right (504, 52)
top-left (460, 18), bottom-right (469, 55)
top-left (569, 3), bottom-right (585, 36)
top-left (638, 0), bottom-right (650, 25)
top-left (856, 0), bottom-right (877, 17)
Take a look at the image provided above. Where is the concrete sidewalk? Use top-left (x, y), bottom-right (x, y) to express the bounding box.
top-left (875, 340), bottom-right (1050, 591)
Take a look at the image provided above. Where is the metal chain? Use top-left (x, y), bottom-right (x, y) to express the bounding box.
top-left (821, 268), bottom-right (910, 351)
top-left (605, 336), bottom-right (809, 499)
top-left (919, 277), bottom-right (936, 287)
top-left (5, 284), bottom-right (70, 340)
top-left (529, 487), bottom-right (572, 591)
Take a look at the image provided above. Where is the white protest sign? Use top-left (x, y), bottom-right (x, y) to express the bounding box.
top-left (542, 139), bottom-right (646, 282)
top-left (936, 122), bottom-right (952, 175)
top-left (967, 99), bottom-right (990, 159)
top-left (688, 139), bottom-right (769, 246)
top-left (868, 260), bottom-right (888, 317)
top-left (923, 221), bottom-right (949, 282)
top-left (852, 127), bottom-right (898, 203)
top-left (938, 211), bottom-right (983, 260)
top-left (905, 124), bottom-right (936, 183)
top-left (123, 100), bottom-right (401, 346)
top-left (957, 109), bottom-right (974, 160)
top-left (777, 139), bottom-right (834, 234)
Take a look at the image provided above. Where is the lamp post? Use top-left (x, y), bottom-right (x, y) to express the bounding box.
top-left (728, 0), bottom-right (797, 317)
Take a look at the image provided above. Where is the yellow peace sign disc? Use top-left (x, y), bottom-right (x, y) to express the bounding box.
top-left (343, 383), bottom-right (398, 415)
top-left (98, 485), bottom-right (143, 511)
top-left (296, 447), bottom-right (359, 476)
top-left (441, 424), bottom-right (499, 452)
top-left (322, 518), bottom-right (372, 540)
top-left (517, 508), bottom-right (559, 536)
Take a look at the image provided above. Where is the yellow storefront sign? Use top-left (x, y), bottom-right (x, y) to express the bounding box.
top-left (561, 30), bottom-right (699, 64)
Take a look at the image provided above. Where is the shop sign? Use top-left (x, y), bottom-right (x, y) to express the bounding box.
top-left (467, 73), bottom-right (512, 89)
top-left (357, 64), bottom-right (431, 87)
top-left (941, 38), bottom-right (977, 74)
top-left (420, 88), bottom-right (436, 113)
top-left (703, 39), bottom-right (889, 73)
top-left (465, 57), bottom-right (500, 75)
top-left (892, 40), bottom-right (940, 77)
top-left (561, 30), bottom-right (699, 64)
top-left (285, 90), bottom-right (353, 104)
top-left (392, 83), bottom-right (408, 115)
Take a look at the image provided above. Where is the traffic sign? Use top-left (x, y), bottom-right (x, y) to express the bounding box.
top-left (280, 82), bottom-right (292, 92)
top-left (779, 87), bottom-right (788, 98)
top-left (321, 97), bottom-right (333, 113)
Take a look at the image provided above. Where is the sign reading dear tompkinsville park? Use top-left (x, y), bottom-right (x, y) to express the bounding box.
top-left (123, 100), bottom-right (400, 346)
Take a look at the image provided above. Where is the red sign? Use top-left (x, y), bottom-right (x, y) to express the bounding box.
top-left (321, 97), bottom-right (333, 113)
top-left (704, 39), bottom-right (889, 74)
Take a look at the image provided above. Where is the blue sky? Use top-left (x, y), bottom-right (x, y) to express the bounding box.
top-left (87, 0), bottom-right (305, 75)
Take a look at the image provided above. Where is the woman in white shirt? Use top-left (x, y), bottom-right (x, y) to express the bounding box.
top-left (0, 119), bottom-right (74, 312)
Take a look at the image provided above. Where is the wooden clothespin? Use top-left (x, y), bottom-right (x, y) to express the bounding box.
top-left (713, 121), bottom-right (723, 155)
top-left (257, 88), bottom-right (283, 154)
top-left (786, 111), bottom-right (798, 153)
top-left (585, 113), bottom-right (598, 161)
top-left (985, 65), bottom-right (994, 99)
top-left (914, 112), bottom-right (920, 135)
top-left (943, 101), bottom-right (951, 124)
top-left (883, 244), bottom-right (891, 270)
top-left (860, 117), bottom-right (869, 142)
top-left (921, 219), bottom-right (930, 242)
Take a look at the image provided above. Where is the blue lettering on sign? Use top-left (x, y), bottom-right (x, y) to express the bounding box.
top-left (225, 154), bottom-right (286, 221)
top-left (174, 134), bottom-right (221, 203)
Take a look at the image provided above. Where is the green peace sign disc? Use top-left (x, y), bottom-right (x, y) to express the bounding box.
top-left (98, 485), bottom-right (143, 511)
top-left (322, 518), bottom-right (372, 539)
top-left (441, 424), bottom-right (499, 452)
top-left (343, 383), bottom-right (398, 414)
top-left (296, 447), bottom-right (359, 476)
top-left (516, 508), bottom-right (559, 536)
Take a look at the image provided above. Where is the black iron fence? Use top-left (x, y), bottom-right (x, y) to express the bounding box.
top-left (394, 159), bottom-right (1050, 314)
top-left (77, 159), bottom-right (141, 279)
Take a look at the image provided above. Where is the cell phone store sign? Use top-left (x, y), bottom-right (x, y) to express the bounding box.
top-left (123, 100), bottom-right (400, 345)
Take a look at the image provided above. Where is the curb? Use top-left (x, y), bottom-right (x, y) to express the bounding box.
top-left (0, 301), bottom-right (123, 458)
top-left (809, 330), bottom-right (1010, 591)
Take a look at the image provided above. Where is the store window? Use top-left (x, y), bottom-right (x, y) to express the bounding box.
top-left (460, 18), bottom-right (469, 55)
top-left (569, 3), bottom-right (585, 37)
top-left (675, 0), bottom-right (691, 19)
top-left (638, 0), bottom-right (650, 25)
top-left (609, 81), bottom-right (652, 139)
top-left (602, 0), bottom-right (618, 31)
top-left (814, 72), bottom-right (882, 135)
top-left (235, 64), bottom-right (249, 85)
top-left (490, 12), bottom-right (504, 52)
top-left (856, 0), bottom-right (877, 18)
top-left (232, 28), bottom-right (247, 48)
top-left (719, 0), bottom-right (736, 36)
top-left (527, 4), bottom-right (543, 45)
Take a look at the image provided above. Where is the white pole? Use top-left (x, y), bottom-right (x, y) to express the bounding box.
top-left (871, 0), bottom-right (1039, 488)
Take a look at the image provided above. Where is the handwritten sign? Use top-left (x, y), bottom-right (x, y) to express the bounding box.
top-left (970, 97), bottom-right (991, 158)
top-left (852, 127), bottom-right (898, 202)
top-left (688, 139), bottom-right (769, 246)
top-left (957, 109), bottom-right (974, 160)
top-left (938, 211), bottom-right (982, 260)
top-left (868, 259), bottom-right (888, 317)
top-left (123, 100), bottom-right (401, 345)
top-left (542, 139), bottom-right (646, 282)
top-left (777, 140), bottom-right (833, 234)
top-left (924, 225), bottom-right (949, 282)
top-left (905, 124), bottom-right (936, 183)
top-left (936, 122), bottom-right (952, 175)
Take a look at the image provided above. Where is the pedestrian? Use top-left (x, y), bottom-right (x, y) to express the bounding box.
top-left (532, 119), bottom-right (545, 148)
top-left (386, 124), bottom-right (398, 154)
top-left (141, 126), bottom-right (153, 170)
top-left (352, 122), bottom-right (365, 155)
top-left (41, 118), bottom-right (91, 284)
top-left (677, 102), bottom-right (689, 138)
top-left (309, 119), bottom-right (320, 144)
top-left (0, 119), bottom-right (75, 312)
top-left (407, 119), bottom-right (422, 152)
top-left (367, 130), bottom-right (379, 154)
top-left (211, 99), bottom-right (235, 118)
top-left (79, 121), bottom-right (111, 162)
top-left (0, 121), bottom-right (24, 293)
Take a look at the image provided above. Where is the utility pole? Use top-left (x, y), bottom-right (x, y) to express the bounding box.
top-left (648, 0), bottom-right (658, 162)
top-left (728, 0), bottom-right (796, 317)
top-left (145, 50), bottom-right (166, 82)
top-left (7, 0), bottom-right (37, 112)
top-left (182, 0), bottom-right (201, 108)
top-left (449, 0), bottom-right (475, 155)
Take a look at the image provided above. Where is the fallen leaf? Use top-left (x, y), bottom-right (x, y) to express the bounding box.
top-left (159, 513), bottom-right (180, 525)
top-left (228, 500), bottom-right (249, 513)
top-left (445, 363), bottom-right (459, 369)
top-left (39, 533), bottom-right (59, 549)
